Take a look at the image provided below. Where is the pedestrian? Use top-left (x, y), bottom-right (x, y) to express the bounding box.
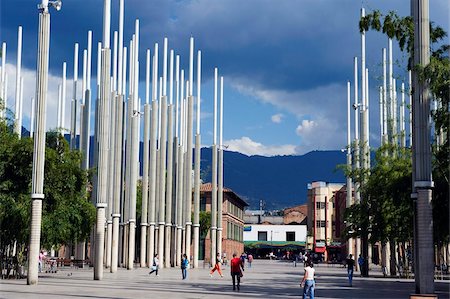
top-left (230, 252), bottom-right (244, 291)
top-left (300, 260), bottom-right (315, 299)
top-left (247, 254), bottom-right (253, 268)
top-left (358, 254), bottom-right (364, 276)
top-left (240, 252), bottom-right (246, 267)
top-left (149, 254), bottom-right (159, 276)
top-left (38, 250), bottom-right (44, 273)
top-left (181, 254), bottom-right (189, 280)
top-left (346, 254), bottom-right (355, 287)
top-left (210, 253), bottom-right (223, 277)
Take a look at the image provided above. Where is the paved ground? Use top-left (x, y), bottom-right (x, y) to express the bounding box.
top-left (1, 260), bottom-right (449, 298)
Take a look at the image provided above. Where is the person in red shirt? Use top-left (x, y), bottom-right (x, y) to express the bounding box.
top-left (230, 252), bottom-right (244, 291)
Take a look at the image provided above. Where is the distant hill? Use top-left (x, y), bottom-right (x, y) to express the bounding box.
top-left (200, 148), bottom-right (346, 210)
top-left (66, 134), bottom-right (346, 211)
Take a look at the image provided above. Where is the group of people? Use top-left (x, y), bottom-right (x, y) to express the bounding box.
top-left (148, 252), bottom-right (247, 291)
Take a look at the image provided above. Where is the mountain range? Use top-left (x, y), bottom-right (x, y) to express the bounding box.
top-left (67, 134), bottom-right (346, 210)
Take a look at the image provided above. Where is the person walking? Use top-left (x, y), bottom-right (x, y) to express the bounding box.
top-left (300, 260), bottom-right (315, 299)
top-left (230, 252), bottom-right (244, 291)
top-left (247, 254), bottom-right (253, 268)
top-left (181, 254), bottom-right (189, 280)
top-left (358, 254), bottom-right (365, 276)
top-left (210, 253), bottom-right (223, 277)
top-left (149, 254), bottom-right (159, 276)
top-left (346, 254), bottom-right (355, 287)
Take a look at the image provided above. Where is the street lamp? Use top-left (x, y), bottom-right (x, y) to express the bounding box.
top-left (28, 0), bottom-right (61, 286)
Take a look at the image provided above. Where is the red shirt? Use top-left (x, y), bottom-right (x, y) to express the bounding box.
top-left (230, 257), bottom-right (243, 273)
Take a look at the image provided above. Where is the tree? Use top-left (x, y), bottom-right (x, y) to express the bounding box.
top-left (0, 118), bottom-right (95, 262)
top-left (358, 8), bottom-right (449, 267)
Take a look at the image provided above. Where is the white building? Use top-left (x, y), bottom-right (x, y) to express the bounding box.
top-left (243, 224), bottom-right (307, 248)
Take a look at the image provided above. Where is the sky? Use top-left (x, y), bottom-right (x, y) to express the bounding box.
top-left (1, 0), bottom-right (449, 156)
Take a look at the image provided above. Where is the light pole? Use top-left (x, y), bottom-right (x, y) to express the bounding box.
top-left (28, 0), bottom-right (61, 286)
top-left (412, 0), bottom-right (434, 294)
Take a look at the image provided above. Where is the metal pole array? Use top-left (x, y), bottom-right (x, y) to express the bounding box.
top-left (9, 0), bottom-right (229, 282)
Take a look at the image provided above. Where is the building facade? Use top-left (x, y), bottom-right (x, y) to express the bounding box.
top-left (200, 183), bottom-right (248, 263)
top-left (243, 224), bottom-right (307, 258)
top-left (307, 181), bottom-right (344, 261)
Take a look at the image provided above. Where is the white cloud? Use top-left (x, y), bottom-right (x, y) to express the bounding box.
top-left (271, 113), bottom-right (283, 124)
top-left (231, 79), bottom-right (349, 154)
top-left (296, 119), bottom-right (316, 135)
top-left (225, 136), bottom-right (297, 157)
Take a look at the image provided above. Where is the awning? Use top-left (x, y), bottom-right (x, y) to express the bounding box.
top-left (244, 241), bottom-right (306, 249)
top-left (314, 247), bottom-right (326, 253)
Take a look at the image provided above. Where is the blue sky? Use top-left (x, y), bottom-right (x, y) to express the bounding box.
top-left (1, 0), bottom-right (448, 156)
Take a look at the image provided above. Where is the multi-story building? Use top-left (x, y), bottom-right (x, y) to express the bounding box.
top-left (200, 183), bottom-right (248, 263)
top-left (307, 181), bottom-right (344, 261)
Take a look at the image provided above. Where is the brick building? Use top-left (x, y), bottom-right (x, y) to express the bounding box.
top-left (200, 183), bottom-right (248, 263)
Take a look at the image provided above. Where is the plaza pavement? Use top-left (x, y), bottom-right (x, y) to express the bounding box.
top-left (1, 260), bottom-right (449, 299)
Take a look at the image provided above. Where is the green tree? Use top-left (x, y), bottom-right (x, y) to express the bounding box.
top-left (0, 119), bottom-right (95, 261)
top-left (358, 8), bottom-right (449, 265)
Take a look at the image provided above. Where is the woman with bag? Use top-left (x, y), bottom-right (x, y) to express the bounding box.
top-left (149, 254), bottom-right (159, 276)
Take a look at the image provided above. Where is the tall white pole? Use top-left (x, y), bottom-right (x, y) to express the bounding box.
top-left (365, 68), bottom-right (370, 162)
top-left (14, 26), bottom-right (22, 137)
top-left (189, 37), bottom-right (194, 96)
top-left (1, 42), bottom-right (6, 116)
top-left (175, 67), bottom-right (183, 267)
top-left (62, 62), bottom-right (67, 130)
top-left (57, 84), bottom-right (62, 128)
top-left (140, 48), bottom-right (151, 268)
top-left (393, 79), bottom-right (397, 145)
top-left (382, 48), bottom-right (387, 145)
top-left (128, 19), bottom-right (140, 270)
top-left (353, 57), bottom-right (360, 205)
top-left (400, 82), bottom-right (406, 147)
top-left (27, 2), bottom-right (52, 285)
top-left (30, 97), bottom-right (35, 138)
top-left (388, 38), bottom-right (393, 143)
top-left (210, 68), bottom-right (218, 266)
top-left (217, 75), bottom-right (224, 260)
top-left (408, 70), bottom-right (412, 147)
top-left (185, 89), bottom-right (193, 263)
top-left (379, 86), bottom-right (383, 144)
top-left (346, 80), bottom-right (354, 257)
top-left (148, 98), bottom-right (158, 267)
top-left (193, 50), bottom-right (201, 268)
top-left (19, 77), bottom-right (24, 132)
top-left (175, 56), bottom-right (180, 139)
top-left (94, 0), bottom-right (111, 280)
top-left (70, 43), bottom-right (78, 149)
top-left (165, 49), bottom-right (174, 268)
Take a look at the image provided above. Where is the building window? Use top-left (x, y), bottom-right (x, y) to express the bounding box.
top-left (316, 220), bottom-right (326, 228)
top-left (286, 231), bottom-right (295, 241)
top-left (316, 202), bottom-right (326, 209)
top-left (258, 231), bottom-right (267, 241)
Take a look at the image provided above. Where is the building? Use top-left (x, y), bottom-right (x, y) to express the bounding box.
top-left (200, 183), bottom-right (248, 263)
top-left (307, 181), bottom-right (345, 261)
top-left (243, 224), bottom-right (307, 258)
top-left (283, 204), bottom-right (308, 225)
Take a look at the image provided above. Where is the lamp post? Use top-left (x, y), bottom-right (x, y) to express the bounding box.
top-left (412, 0), bottom-right (434, 294)
top-left (27, 0), bottom-right (61, 286)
